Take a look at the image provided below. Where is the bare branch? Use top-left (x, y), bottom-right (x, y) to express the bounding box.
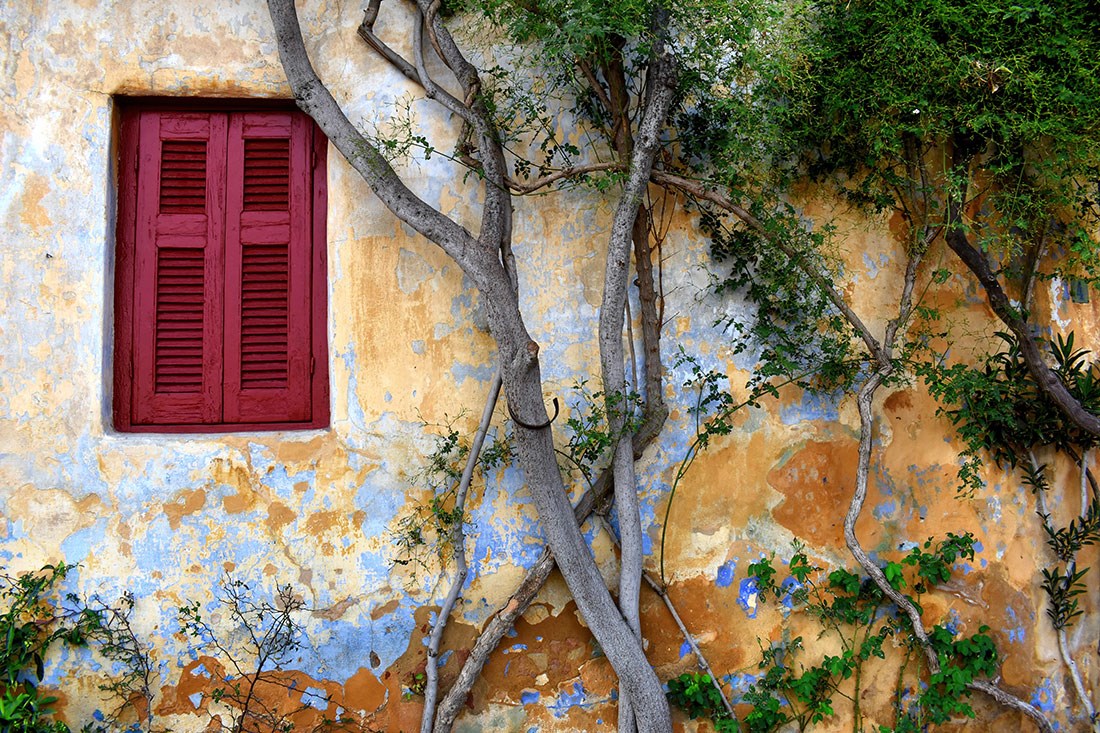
top-left (410, 0), bottom-right (512, 254)
top-left (357, 11), bottom-right (421, 84)
top-left (598, 35), bottom-right (677, 733)
top-left (409, 8), bottom-right (479, 125)
top-left (577, 57), bottom-right (615, 120)
top-left (421, 374), bottom-right (503, 733)
top-left (839, 249), bottom-right (1053, 733)
top-left (433, 418), bottom-right (668, 733)
top-left (595, 515), bottom-right (735, 718)
top-left (362, 0), bottom-right (382, 29)
top-left (507, 162), bottom-right (623, 194)
top-left (940, 148), bottom-right (1100, 439)
top-left (269, 6), bottom-right (672, 730)
top-left (944, 201), bottom-right (1100, 438)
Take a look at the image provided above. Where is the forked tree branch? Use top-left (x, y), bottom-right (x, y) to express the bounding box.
top-left (598, 35), bottom-right (676, 732)
top-left (944, 204), bottom-right (1100, 439)
top-left (840, 252), bottom-right (1054, 733)
top-left (433, 419), bottom-right (667, 733)
top-left (595, 515), bottom-right (735, 718)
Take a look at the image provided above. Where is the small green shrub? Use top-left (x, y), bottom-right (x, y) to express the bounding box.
top-left (0, 563), bottom-right (93, 733)
top-left (667, 671), bottom-right (738, 732)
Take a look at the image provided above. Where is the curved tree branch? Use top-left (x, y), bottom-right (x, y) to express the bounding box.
top-left (943, 205), bottom-right (1100, 439)
top-left (507, 162), bottom-right (623, 194)
top-left (837, 250), bottom-right (1054, 733)
top-left (267, 3), bottom-right (672, 730)
top-left (940, 149), bottom-right (1100, 439)
top-left (433, 418), bottom-right (667, 732)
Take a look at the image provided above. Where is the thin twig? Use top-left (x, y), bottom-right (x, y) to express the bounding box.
top-left (421, 373), bottom-right (503, 733)
top-left (507, 163), bottom-right (623, 194)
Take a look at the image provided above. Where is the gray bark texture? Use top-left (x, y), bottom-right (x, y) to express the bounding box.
top-left (265, 2), bottom-right (671, 730)
top-left (598, 41), bottom-right (677, 733)
top-left (433, 416), bottom-right (668, 732)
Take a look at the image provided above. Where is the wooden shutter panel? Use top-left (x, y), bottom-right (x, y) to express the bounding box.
top-left (131, 111), bottom-right (227, 425)
top-left (223, 112), bottom-right (313, 423)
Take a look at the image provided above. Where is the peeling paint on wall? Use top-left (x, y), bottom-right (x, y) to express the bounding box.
top-left (1, 1), bottom-right (1097, 731)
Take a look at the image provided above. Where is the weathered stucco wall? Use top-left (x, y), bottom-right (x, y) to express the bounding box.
top-left (0, 2), bottom-right (1097, 731)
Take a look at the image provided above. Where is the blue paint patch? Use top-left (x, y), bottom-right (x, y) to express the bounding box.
top-left (738, 577), bottom-right (760, 618)
top-left (450, 361), bottom-right (495, 386)
top-left (861, 251), bottom-right (890, 279)
top-left (411, 340), bottom-right (426, 355)
top-left (1006, 607), bottom-right (1026, 644)
top-left (301, 614), bottom-right (412, 683)
top-left (60, 518), bottom-right (107, 564)
top-left (726, 672), bottom-right (763, 700)
top-left (873, 501), bottom-right (897, 520)
top-left (779, 576), bottom-right (802, 609)
top-left (506, 643), bottom-right (528, 654)
top-left (779, 390), bottom-right (840, 425)
top-left (547, 681), bottom-right (587, 718)
top-left (944, 609), bottom-right (961, 635)
top-left (715, 560), bottom-right (736, 588)
top-left (189, 691), bottom-right (203, 709)
top-left (520, 690), bottom-right (540, 705)
top-left (303, 687), bottom-right (328, 710)
top-left (1031, 678), bottom-right (1056, 713)
top-left (679, 640), bottom-right (692, 659)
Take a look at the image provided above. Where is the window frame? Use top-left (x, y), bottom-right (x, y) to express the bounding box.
top-left (113, 98), bottom-right (329, 433)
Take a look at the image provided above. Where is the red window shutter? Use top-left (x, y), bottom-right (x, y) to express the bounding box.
top-left (131, 111), bottom-right (227, 425)
top-left (222, 112), bottom-right (313, 423)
